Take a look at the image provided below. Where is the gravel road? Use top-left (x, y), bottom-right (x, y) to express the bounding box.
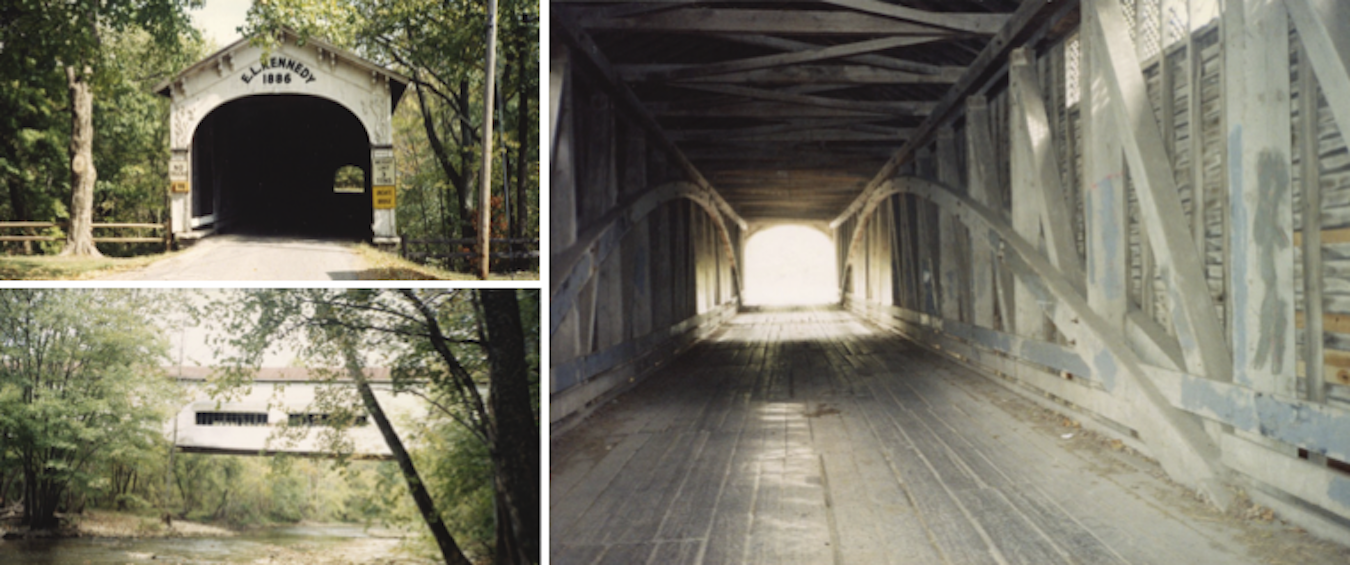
top-left (100, 235), bottom-right (365, 280)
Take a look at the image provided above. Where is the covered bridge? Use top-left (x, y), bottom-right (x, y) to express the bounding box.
top-left (168, 366), bottom-right (424, 459)
top-left (156, 28), bottom-right (408, 244)
top-left (550, 0), bottom-right (1350, 562)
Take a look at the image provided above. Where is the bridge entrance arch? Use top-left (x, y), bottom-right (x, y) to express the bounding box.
top-left (156, 28), bottom-right (408, 244)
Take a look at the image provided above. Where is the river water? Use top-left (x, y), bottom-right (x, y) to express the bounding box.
top-left (0, 524), bottom-right (421, 564)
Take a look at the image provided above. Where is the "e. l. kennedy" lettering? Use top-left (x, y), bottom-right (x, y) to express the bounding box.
top-left (241, 56), bottom-right (317, 85)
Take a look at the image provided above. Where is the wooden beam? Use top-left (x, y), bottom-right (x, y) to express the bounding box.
top-left (936, 126), bottom-right (964, 323)
top-left (965, 96), bottom-right (999, 330)
top-left (1081, 3), bottom-right (1127, 335)
top-left (904, 176), bottom-right (1230, 507)
top-left (675, 83), bottom-right (935, 116)
top-left (649, 101), bottom-right (893, 119)
top-left (1008, 51), bottom-right (1049, 341)
top-left (1089, 0), bottom-right (1233, 382)
top-left (1285, 0), bottom-right (1350, 146)
top-left (832, 0), bottom-right (1076, 229)
top-left (818, 0), bottom-right (1010, 34)
top-left (624, 64), bottom-right (959, 85)
top-left (615, 36), bottom-right (949, 83)
top-left (667, 117), bottom-right (877, 137)
top-left (715, 34), bottom-right (967, 77)
top-left (1298, 38), bottom-right (1328, 406)
top-left (671, 127), bottom-right (911, 143)
top-left (1008, 47), bottom-right (1084, 286)
top-left (578, 8), bottom-right (957, 35)
top-left (553, 11), bottom-right (745, 229)
top-left (1222, 0), bottom-right (1295, 395)
top-left (683, 146), bottom-right (894, 162)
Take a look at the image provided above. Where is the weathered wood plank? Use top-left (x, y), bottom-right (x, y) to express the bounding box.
top-left (817, 0), bottom-right (1009, 34)
top-left (616, 36), bottom-right (948, 83)
top-left (578, 8), bottom-right (960, 36)
top-left (1222, 0), bottom-right (1295, 395)
top-left (715, 33), bottom-right (967, 77)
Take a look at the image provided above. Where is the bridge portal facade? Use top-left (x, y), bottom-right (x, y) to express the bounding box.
top-left (156, 29), bottom-right (408, 244)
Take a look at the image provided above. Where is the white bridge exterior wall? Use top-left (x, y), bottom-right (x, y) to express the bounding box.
top-left (169, 380), bottom-right (426, 458)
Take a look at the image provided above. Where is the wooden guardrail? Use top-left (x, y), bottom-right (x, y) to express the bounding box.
top-left (399, 237), bottom-right (539, 264)
top-left (0, 222), bottom-right (169, 246)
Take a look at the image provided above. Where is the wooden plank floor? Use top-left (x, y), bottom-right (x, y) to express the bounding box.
top-left (550, 309), bottom-right (1340, 565)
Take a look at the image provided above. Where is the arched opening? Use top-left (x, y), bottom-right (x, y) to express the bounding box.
top-left (743, 225), bottom-right (839, 307)
top-left (191, 95), bottom-right (372, 239)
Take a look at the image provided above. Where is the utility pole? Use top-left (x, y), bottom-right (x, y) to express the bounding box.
top-left (478, 0), bottom-right (500, 280)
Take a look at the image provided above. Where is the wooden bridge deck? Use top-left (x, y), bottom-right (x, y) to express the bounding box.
top-left (550, 309), bottom-right (1327, 565)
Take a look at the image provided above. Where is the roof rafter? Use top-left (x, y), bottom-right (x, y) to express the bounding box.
top-left (715, 34), bottom-right (967, 77)
top-left (817, 0), bottom-right (1009, 34)
top-left (577, 8), bottom-right (957, 35)
top-left (623, 64), bottom-right (960, 85)
top-left (615, 35), bottom-right (949, 82)
top-left (675, 83), bottom-right (935, 116)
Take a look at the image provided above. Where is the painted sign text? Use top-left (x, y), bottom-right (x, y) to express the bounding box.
top-left (241, 56), bottom-right (318, 85)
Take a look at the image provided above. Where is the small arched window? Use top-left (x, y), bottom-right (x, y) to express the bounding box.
top-left (334, 165), bottom-right (365, 193)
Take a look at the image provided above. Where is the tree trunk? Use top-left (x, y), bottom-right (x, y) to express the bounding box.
top-left (62, 65), bottom-right (101, 257)
top-left (338, 338), bottom-right (472, 565)
top-left (23, 466), bottom-right (61, 530)
top-left (479, 290), bottom-right (539, 564)
top-left (413, 78), bottom-right (463, 243)
top-left (458, 80), bottom-right (476, 246)
top-left (515, 38), bottom-right (530, 247)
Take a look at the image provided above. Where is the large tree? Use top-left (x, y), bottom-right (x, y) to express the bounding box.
top-left (0, 290), bottom-right (176, 529)
top-left (1, 6), bottom-right (204, 254)
top-left (1, 0), bottom-right (199, 256)
top-left (212, 289), bottom-right (539, 564)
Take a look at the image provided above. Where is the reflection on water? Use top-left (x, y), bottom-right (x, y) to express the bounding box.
top-left (0, 524), bottom-right (412, 564)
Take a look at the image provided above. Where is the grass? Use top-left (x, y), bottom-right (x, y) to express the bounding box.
top-left (353, 244), bottom-right (539, 281)
top-left (0, 253), bottom-right (172, 280)
top-left (0, 245), bottom-right (540, 281)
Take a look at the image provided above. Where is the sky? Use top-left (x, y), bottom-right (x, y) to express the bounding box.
top-left (190, 0), bottom-right (252, 47)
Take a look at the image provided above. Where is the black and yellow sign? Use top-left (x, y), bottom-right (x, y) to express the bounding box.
top-left (170, 181), bottom-right (190, 193)
top-left (373, 185), bottom-right (396, 209)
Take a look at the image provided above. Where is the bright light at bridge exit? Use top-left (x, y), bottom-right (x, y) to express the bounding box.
top-left (743, 225), bottom-right (839, 307)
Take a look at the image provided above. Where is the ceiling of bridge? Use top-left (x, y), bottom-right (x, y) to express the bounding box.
top-left (556, 0), bottom-right (1038, 222)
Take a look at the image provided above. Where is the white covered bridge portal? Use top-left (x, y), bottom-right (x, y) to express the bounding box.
top-left (156, 29), bottom-right (408, 244)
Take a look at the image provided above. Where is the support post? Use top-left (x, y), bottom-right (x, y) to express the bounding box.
top-left (1223, 0), bottom-right (1295, 396)
top-left (1082, 3), bottom-right (1129, 333)
top-left (1088, 0), bottom-right (1234, 382)
top-left (1298, 40), bottom-right (1327, 405)
top-left (937, 127), bottom-right (963, 322)
top-left (965, 97), bottom-right (998, 329)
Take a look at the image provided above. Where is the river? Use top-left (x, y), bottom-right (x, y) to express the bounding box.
top-left (0, 524), bottom-right (429, 564)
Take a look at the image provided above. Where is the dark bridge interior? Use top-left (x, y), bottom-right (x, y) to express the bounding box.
top-left (192, 95), bottom-right (372, 239)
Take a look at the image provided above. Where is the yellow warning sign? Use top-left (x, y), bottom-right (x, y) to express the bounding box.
top-left (373, 185), bottom-right (396, 209)
top-left (170, 181), bottom-right (190, 193)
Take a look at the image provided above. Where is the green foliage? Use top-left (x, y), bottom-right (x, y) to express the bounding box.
top-left (207, 289), bottom-right (539, 563)
top-left (416, 411), bottom-right (495, 558)
top-left (0, 1), bottom-right (205, 255)
top-left (244, 0), bottom-right (539, 262)
top-left (0, 290), bottom-right (179, 527)
top-left (90, 28), bottom-right (207, 228)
